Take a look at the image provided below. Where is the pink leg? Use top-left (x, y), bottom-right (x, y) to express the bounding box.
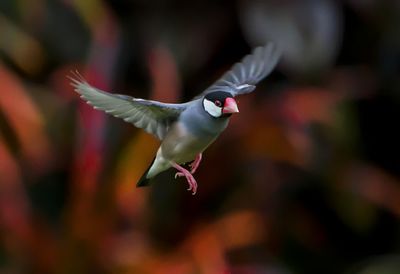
top-left (172, 163), bottom-right (198, 195)
top-left (190, 153), bottom-right (202, 174)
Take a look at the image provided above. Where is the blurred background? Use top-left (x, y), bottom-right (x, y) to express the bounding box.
top-left (0, 0), bottom-right (400, 273)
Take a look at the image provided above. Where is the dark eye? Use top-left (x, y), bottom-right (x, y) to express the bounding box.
top-left (214, 100), bottom-right (222, 107)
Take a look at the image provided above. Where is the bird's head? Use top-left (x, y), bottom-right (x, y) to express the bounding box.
top-left (202, 91), bottom-right (239, 118)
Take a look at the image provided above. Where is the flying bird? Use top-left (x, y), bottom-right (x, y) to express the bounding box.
top-left (70, 43), bottom-right (280, 195)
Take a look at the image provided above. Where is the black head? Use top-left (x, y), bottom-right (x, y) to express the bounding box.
top-left (202, 91), bottom-right (239, 118)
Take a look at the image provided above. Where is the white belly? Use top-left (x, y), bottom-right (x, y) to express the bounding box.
top-left (161, 123), bottom-right (216, 164)
top-left (146, 123), bottom-right (217, 178)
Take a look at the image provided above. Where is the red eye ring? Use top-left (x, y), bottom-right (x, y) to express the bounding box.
top-left (214, 100), bottom-right (222, 107)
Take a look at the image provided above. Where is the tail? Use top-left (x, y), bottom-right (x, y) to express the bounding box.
top-left (136, 157), bottom-right (155, 187)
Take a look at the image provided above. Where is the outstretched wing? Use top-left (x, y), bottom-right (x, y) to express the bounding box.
top-left (70, 72), bottom-right (186, 140)
top-left (200, 42), bottom-right (280, 97)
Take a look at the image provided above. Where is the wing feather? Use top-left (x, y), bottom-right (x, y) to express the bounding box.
top-left (200, 42), bottom-right (280, 98)
top-left (69, 72), bottom-right (186, 140)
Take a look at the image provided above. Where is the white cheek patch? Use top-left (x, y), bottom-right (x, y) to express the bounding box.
top-left (203, 99), bottom-right (222, 118)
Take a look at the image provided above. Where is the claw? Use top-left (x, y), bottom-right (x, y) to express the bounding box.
top-left (175, 172), bottom-right (184, 179)
top-left (172, 162), bottom-right (198, 195)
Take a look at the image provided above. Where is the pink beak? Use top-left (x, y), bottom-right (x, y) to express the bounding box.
top-left (222, 97), bottom-right (239, 114)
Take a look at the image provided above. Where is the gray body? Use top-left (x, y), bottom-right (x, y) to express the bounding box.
top-left (148, 99), bottom-right (229, 178)
top-left (70, 42), bottom-right (280, 186)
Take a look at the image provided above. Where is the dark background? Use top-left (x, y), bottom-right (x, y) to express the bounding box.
top-left (0, 0), bottom-right (400, 273)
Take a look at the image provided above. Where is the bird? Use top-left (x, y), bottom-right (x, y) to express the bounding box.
top-left (70, 43), bottom-right (280, 195)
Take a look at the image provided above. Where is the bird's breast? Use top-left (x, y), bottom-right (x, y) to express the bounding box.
top-left (160, 122), bottom-right (218, 164)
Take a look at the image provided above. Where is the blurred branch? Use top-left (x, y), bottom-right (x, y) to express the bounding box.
top-left (0, 14), bottom-right (46, 76)
top-left (0, 63), bottom-right (53, 174)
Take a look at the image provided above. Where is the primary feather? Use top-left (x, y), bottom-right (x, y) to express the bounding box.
top-left (69, 72), bottom-right (186, 140)
top-left (201, 42), bottom-right (280, 97)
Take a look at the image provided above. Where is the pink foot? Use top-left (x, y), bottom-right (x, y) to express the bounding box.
top-left (172, 163), bottom-right (198, 195)
top-left (189, 153), bottom-right (202, 174)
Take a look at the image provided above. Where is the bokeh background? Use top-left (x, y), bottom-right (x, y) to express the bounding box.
top-left (1, 0), bottom-right (400, 273)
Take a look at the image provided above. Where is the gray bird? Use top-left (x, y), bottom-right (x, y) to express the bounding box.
top-left (70, 43), bottom-right (280, 195)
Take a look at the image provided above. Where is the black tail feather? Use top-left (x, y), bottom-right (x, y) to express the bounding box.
top-left (136, 157), bottom-right (155, 187)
